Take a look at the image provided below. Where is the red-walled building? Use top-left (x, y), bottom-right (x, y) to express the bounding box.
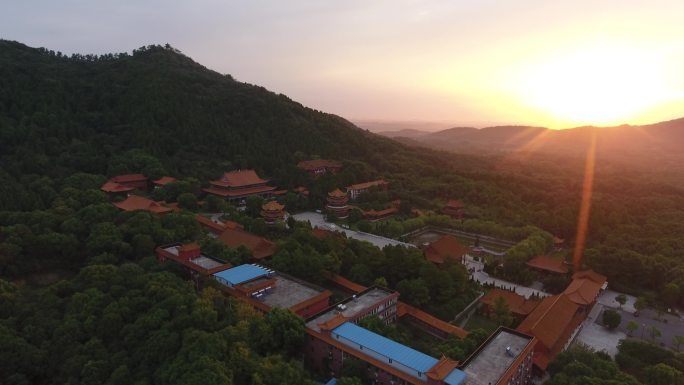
top-left (213, 264), bottom-right (331, 318)
top-left (110, 174), bottom-right (149, 191)
top-left (442, 200), bottom-right (465, 219)
top-left (113, 195), bottom-right (174, 215)
top-left (346, 179), bottom-right (389, 200)
top-left (203, 170), bottom-right (276, 203)
top-left (298, 159), bottom-right (342, 177)
top-left (155, 242), bottom-right (232, 288)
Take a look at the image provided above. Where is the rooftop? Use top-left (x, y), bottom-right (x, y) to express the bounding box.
top-left (306, 287), bottom-right (395, 332)
top-left (213, 264), bottom-right (270, 286)
top-left (347, 179), bottom-right (388, 191)
top-left (113, 195), bottom-right (173, 215)
top-left (424, 235), bottom-right (469, 264)
top-left (333, 322), bottom-right (440, 376)
top-left (158, 244), bottom-right (231, 274)
top-left (100, 181), bottom-right (135, 193)
top-left (480, 288), bottom-right (540, 316)
top-left (153, 176), bottom-right (177, 186)
top-left (217, 227), bottom-right (275, 260)
top-left (258, 274), bottom-right (325, 309)
top-left (210, 169), bottom-right (269, 188)
top-left (191, 256), bottom-right (225, 270)
top-left (517, 294), bottom-right (580, 353)
top-left (461, 328), bottom-right (534, 385)
top-left (526, 255), bottom-right (569, 274)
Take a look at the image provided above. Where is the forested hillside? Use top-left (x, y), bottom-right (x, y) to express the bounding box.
top-left (1, 39), bottom-right (684, 310)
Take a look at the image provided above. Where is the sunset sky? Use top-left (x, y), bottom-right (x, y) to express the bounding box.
top-left (4, 1), bottom-right (684, 129)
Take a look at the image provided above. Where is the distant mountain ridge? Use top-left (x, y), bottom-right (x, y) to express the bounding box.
top-left (378, 118), bottom-right (684, 159)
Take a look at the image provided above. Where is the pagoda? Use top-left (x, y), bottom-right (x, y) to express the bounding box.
top-left (261, 200), bottom-right (285, 225)
top-left (326, 188), bottom-right (350, 218)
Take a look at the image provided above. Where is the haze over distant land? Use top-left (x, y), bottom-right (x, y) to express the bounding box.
top-left (2, 0), bottom-right (684, 128)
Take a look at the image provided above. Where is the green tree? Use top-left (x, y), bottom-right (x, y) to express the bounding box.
top-left (648, 325), bottom-right (662, 342)
top-left (643, 363), bottom-right (682, 385)
top-left (634, 296), bottom-right (648, 314)
top-left (177, 192), bottom-right (198, 211)
top-left (674, 336), bottom-right (684, 352)
top-left (602, 309), bottom-right (622, 330)
top-left (626, 320), bottom-right (639, 337)
top-left (662, 283), bottom-right (680, 307)
top-left (615, 293), bottom-right (627, 309)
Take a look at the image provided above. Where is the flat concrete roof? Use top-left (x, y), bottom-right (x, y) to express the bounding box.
top-left (306, 287), bottom-right (395, 332)
top-left (462, 329), bottom-right (533, 385)
top-left (162, 245), bottom-right (229, 270)
top-left (257, 274), bottom-right (324, 309)
top-left (190, 256), bottom-right (225, 270)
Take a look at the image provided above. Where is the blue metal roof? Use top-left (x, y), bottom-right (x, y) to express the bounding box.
top-left (444, 368), bottom-right (467, 385)
top-left (323, 379), bottom-right (337, 385)
top-left (333, 322), bottom-right (439, 374)
top-left (213, 264), bottom-right (268, 286)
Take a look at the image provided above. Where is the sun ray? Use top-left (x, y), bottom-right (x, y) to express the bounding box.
top-left (573, 130), bottom-right (597, 271)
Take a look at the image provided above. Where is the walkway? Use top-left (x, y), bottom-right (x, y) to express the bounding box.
top-left (292, 212), bottom-right (415, 249)
top-left (463, 255), bottom-right (549, 299)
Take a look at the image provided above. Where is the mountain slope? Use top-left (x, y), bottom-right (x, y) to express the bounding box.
top-left (0, 40), bottom-right (413, 183)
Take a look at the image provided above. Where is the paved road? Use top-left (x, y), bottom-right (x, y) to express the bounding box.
top-left (292, 212), bottom-right (415, 249)
top-left (611, 307), bottom-right (684, 350)
top-left (463, 256), bottom-right (549, 299)
top-left (573, 303), bottom-right (626, 357)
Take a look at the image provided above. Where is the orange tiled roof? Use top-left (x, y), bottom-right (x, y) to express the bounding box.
top-left (217, 228), bottom-right (275, 260)
top-left (100, 181), bottom-right (134, 193)
top-left (517, 294), bottom-right (580, 352)
top-left (328, 188), bottom-right (347, 198)
top-left (572, 270), bottom-right (607, 285)
top-left (262, 200), bottom-right (285, 211)
top-left (563, 278), bottom-right (603, 306)
top-left (179, 242), bottom-right (200, 252)
top-left (327, 274), bottom-right (368, 293)
top-left (152, 176), bottom-right (177, 186)
top-left (398, 302), bottom-right (468, 338)
top-left (480, 288), bottom-right (540, 316)
top-left (363, 207), bottom-right (398, 218)
top-left (426, 356), bottom-right (460, 381)
top-left (111, 174), bottom-right (148, 183)
top-left (424, 235), bottom-right (469, 264)
top-left (526, 255), bottom-right (570, 274)
top-left (203, 185), bottom-right (276, 197)
top-left (113, 195), bottom-right (173, 214)
top-left (210, 170), bottom-right (269, 188)
top-left (346, 179), bottom-right (388, 191)
top-left (297, 159), bottom-right (341, 171)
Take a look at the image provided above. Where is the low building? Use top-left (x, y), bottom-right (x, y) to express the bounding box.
top-left (346, 179), bottom-right (389, 200)
top-left (109, 174), bottom-right (149, 191)
top-left (363, 207), bottom-right (398, 222)
top-left (326, 189), bottom-right (350, 219)
top-left (203, 170), bottom-right (276, 203)
top-left (398, 302), bottom-right (468, 339)
top-left (526, 255), bottom-right (570, 275)
top-left (442, 200), bottom-right (465, 219)
top-left (100, 180), bottom-right (135, 195)
top-left (460, 327), bottom-right (535, 385)
top-left (479, 289), bottom-right (541, 320)
top-left (155, 242), bottom-right (231, 288)
top-left (195, 214), bottom-right (243, 235)
top-left (304, 288), bottom-right (468, 385)
top-left (261, 200), bottom-right (285, 224)
top-left (217, 227), bottom-right (276, 260)
top-left (423, 235), bottom-right (469, 265)
top-left (112, 195), bottom-right (174, 215)
top-left (298, 159), bottom-right (342, 177)
top-left (213, 264), bottom-right (331, 318)
top-left (516, 294), bottom-right (584, 372)
top-left (152, 176), bottom-right (177, 187)
top-left (562, 270), bottom-right (607, 310)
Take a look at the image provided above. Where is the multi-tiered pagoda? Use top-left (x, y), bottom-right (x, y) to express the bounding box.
top-left (325, 188), bottom-right (350, 219)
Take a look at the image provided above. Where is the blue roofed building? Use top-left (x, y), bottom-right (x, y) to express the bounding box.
top-left (213, 264), bottom-right (270, 287)
top-left (304, 288), bottom-right (467, 385)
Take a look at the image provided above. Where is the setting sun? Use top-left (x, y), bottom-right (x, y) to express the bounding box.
top-left (510, 45), bottom-right (673, 126)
